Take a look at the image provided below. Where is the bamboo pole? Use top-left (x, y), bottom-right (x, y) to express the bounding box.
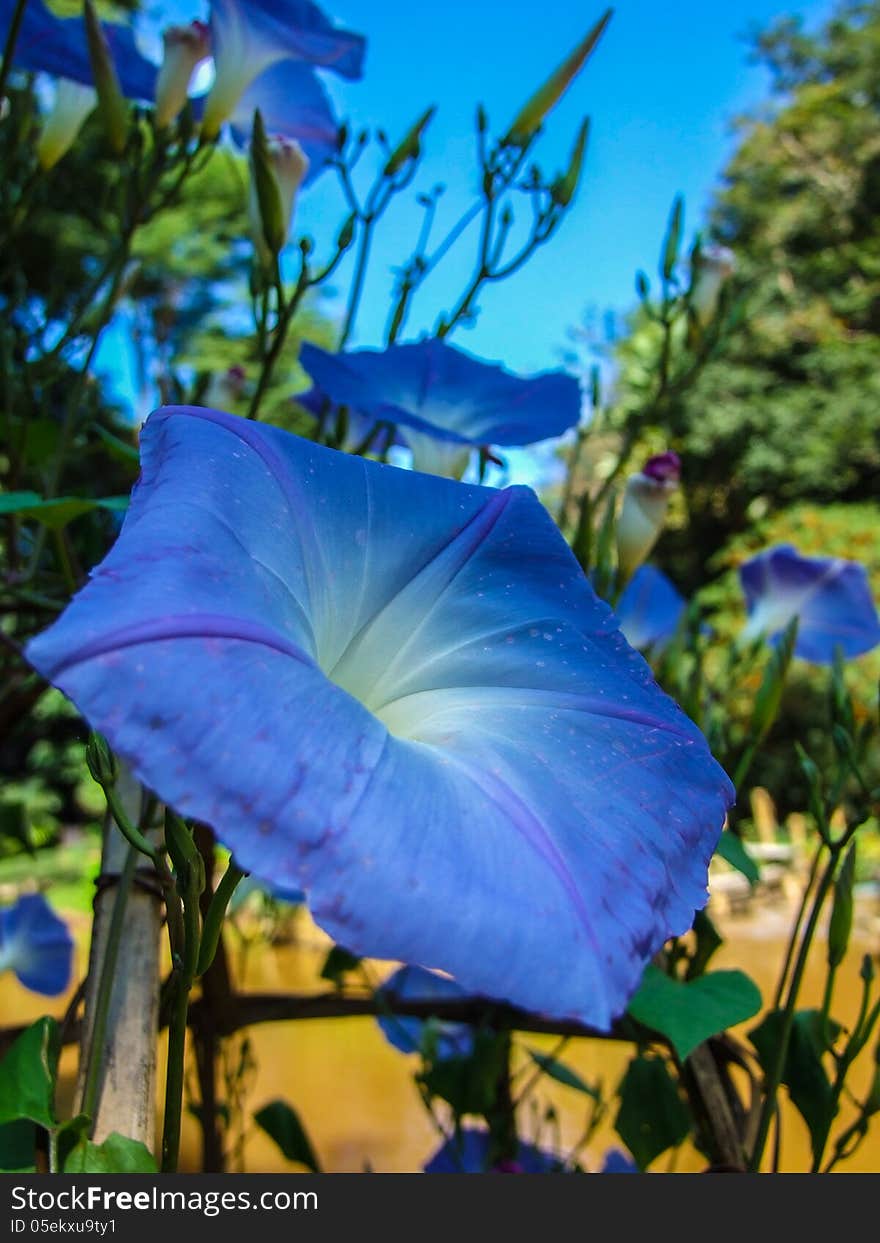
top-left (75, 768), bottom-right (163, 1151)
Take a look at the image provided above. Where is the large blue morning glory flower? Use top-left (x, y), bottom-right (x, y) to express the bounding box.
top-left (2, 0), bottom-right (159, 102)
top-left (376, 965), bottom-right (474, 1061)
top-left (26, 407), bottom-right (733, 1029)
top-left (0, 894), bottom-right (73, 997)
top-left (424, 1129), bottom-right (562, 1173)
top-left (739, 544), bottom-right (880, 664)
top-left (614, 566), bottom-right (686, 652)
top-left (296, 339), bottom-right (583, 477)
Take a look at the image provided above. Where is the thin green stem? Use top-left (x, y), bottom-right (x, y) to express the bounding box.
top-left (196, 861), bottom-right (245, 978)
top-left (749, 850), bottom-right (840, 1170)
top-left (0, 0), bottom-right (28, 104)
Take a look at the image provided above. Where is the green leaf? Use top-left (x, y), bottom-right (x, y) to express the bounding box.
top-left (319, 945), bottom-right (361, 986)
top-left (525, 1048), bottom-right (599, 1098)
top-left (614, 1054), bottom-right (690, 1170)
top-left (63, 1132), bottom-right (158, 1173)
top-left (0, 1119), bottom-right (37, 1173)
top-left (628, 966), bottom-right (762, 1061)
top-left (716, 830), bottom-right (760, 886)
top-left (418, 1030), bottom-right (509, 1117)
top-left (254, 1101), bottom-right (321, 1173)
top-left (827, 842), bottom-right (856, 969)
top-left (93, 424), bottom-right (140, 464)
top-left (0, 492), bottom-right (128, 531)
top-left (0, 1017), bottom-right (60, 1128)
top-left (687, 910), bottom-right (724, 980)
top-left (749, 1010), bottom-right (840, 1165)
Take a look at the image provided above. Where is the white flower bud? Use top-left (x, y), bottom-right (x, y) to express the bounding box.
top-left (155, 21), bottom-right (211, 129)
top-left (248, 136), bottom-right (309, 267)
top-left (36, 80), bottom-right (97, 170)
top-left (690, 243), bottom-right (736, 325)
top-left (616, 451), bottom-right (681, 580)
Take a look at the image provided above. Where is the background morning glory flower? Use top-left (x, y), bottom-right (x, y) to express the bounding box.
top-left (614, 565), bottom-right (686, 652)
top-left (296, 339), bottom-right (583, 477)
top-left (201, 0), bottom-right (365, 137)
top-left (0, 894), bottom-right (74, 996)
top-left (739, 544), bottom-right (880, 664)
top-left (2, 0), bottom-right (159, 102)
top-left (376, 965), bottom-right (474, 1060)
top-left (424, 1129), bottom-right (562, 1173)
top-left (26, 406), bottom-right (733, 1030)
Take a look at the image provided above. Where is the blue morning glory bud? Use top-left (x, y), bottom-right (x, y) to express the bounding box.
top-left (155, 21), bottom-right (211, 130)
top-left (614, 565), bottom-right (686, 652)
top-left (36, 80), bottom-right (97, 170)
top-left (201, 0), bottom-right (366, 140)
top-left (424, 1129), bottom-right (561, 1173)
top-left (297, 339), bottom-right (583, 478)
top-left (376, 965), bottom-right (474, 1060)
top-left (26, 407), bottom-right (733, 1030)
top-left (739, 544), bottom-right (880, 664)
top-left (0, 894), bottom-right (73, 996)
top-left (615, 451), bottom-right (681, 580)
top-left (689, 242), bottom-right (736, 325)
top-left (83, 0), bottom-right (128, 154)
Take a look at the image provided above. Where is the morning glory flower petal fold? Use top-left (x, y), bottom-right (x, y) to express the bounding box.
top-left (0, 894), bottom-right (74, 997)
top-left (2, 0), bottom-right (159, 102)
top-left (26, 407), bottom-right (733, 1030)
top-left (739, 544), bottom-right (880, 664)
top-left (376, 965), bottom-right (474, 1060)
top-left (202, 0), bottom-right (366, 138)
top-left (297, 339), bottom-right (583, 477)
top-left (615, 565), bottom-right (686, 652)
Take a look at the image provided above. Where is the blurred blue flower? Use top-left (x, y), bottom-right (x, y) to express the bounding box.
top-left (376, 965), bottom-right (474, 1060)
top-left (26, 407), bottom-right (733, 1029)
top-left (202, 0), bottom-right (365, 137)
top-left (424, 1129), bottom-right (563, 1173)
top-left (615, 565), bottom-right (686, 652)
top-left (296, 339), bottom-right (583, 477)
top-left (3, 0), bottom-right (158, 101)
top-left (0, 894), bottom-right (73, 997)
top-left (739, 544), bottom-right (880, 664)
top-left (600, 1147), bottom-right (638, 1173)
top-left (2, 0), bottom-right (345, 177)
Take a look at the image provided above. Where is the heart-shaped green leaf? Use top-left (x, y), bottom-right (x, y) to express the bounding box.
top-left (628, 967), bottom-right (762, 1061)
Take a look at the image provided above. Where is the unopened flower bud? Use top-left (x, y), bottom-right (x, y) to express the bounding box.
top-left (85, 731), bottom-right (118, 788)
top-left (36, 80), bottom-right (97, 169)
top-left (690, 243), bottom-right (736, 325)
top-left (203, 365), bottom-right (248, 408)
top-left (155, 21), bottom-right (211, 129)
top-left (248, 122), bottom-right (309, 267)
top-left (616, 451), bottom-right (681, 579)
top-left (83, 0), bottom-right (128, 155)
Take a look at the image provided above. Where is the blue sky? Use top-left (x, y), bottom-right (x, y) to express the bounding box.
top-left (130, 0), bottom-right (834, 382)
top-left (286, 0), bottom-right (835, 372)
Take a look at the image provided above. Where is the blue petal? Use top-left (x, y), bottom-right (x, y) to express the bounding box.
top-left (376, 965), bottom-right (474, 1060)
top-left (614, 566), bottom-right (686, 651)
top-left (600, 1147), bottom-right (638, 1173)
top-left (228, 62), bottom-right (340, 182)
top-left (3, 0), bottom-right (158, 101)
top-left (296, 339), bottom-right (582, 456)
top-left (0, 894), bottom-right (73, 997)
top-left (740, 544), bottom-right (880, 664)
top-left (211, 0), bottom-right (365, 81)
top-left (424, 1129), bottom-right (560, 1173)
top-left (26, 407), bottom-right (733, 1029)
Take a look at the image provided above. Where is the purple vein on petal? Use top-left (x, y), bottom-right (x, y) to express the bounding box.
top-left (43, 614), bottom-right (315, 679)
